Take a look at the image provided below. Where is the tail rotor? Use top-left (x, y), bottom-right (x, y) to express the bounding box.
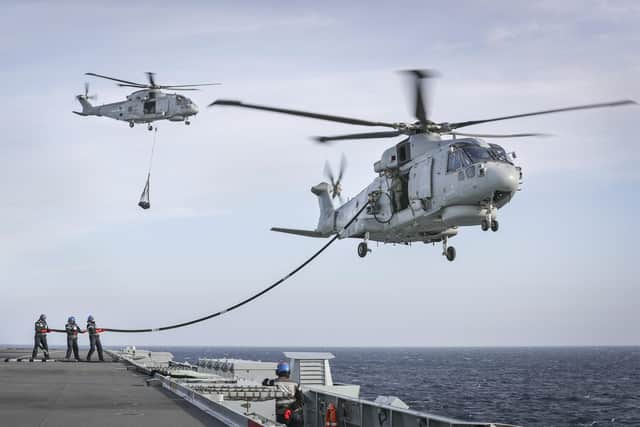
top-left (81, 82), bottom-right (97, 100)
top-left (324, 154), bottom-right (347, 204)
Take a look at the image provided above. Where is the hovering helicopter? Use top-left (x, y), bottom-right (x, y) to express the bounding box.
top-left (73, 72), bottom-right (219, 130)
top-left (210, 70), bottom-right (635, 261)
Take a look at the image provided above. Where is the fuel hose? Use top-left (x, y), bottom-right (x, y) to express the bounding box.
top-left (97, 200), bottom-right (370, 333)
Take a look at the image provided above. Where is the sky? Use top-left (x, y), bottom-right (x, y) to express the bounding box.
top-left (0, 0), bottom-right (639, 347)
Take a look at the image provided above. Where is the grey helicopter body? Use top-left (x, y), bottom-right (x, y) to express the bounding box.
top-left (307, 134), bottom-right (518, 253)
top-left (211, 70), bottom-right (635, 261)
top-left (74, 72), bottom-right (218, 130)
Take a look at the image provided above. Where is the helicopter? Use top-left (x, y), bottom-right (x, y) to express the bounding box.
top-left (210, 70), bottom-right (636, 261)
top-left (73, 72), bottom-right (219, 130)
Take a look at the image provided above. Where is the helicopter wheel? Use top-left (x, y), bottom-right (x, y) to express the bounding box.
top-left (129, 122), bottom-right (134, 128)
top-left (481, 219), bottom-right (489, 231)
top-left (147, 124), bottom-right (153, 131)
top-left (185, 120), bottom-right (191, 126)
top-left (445, 246), bottom-right (456, 262)
top-left (491, 219), bottom-right (499, 232)
top-left (357, 242), bottom-right (369, 258)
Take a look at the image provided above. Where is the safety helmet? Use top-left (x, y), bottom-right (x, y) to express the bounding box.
top-left (68, 316), bottom-right (75, 323)
top-left (276, 361), bottom-right (290, 376)
top-left (39, 314), bottom-right (46, 320)
top-left (87, 315), bottom-right (94, 322)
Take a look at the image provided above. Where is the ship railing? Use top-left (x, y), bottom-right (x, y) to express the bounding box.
top-left (303, 387), bottom-right (520, 427)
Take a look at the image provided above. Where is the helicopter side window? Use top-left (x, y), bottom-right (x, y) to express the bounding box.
top-left (176, 95), bottom-right (184, 105)
top-left (447, 150), bottom-right (463, 172)
top-left (459, 150), bottom-right (472, 168)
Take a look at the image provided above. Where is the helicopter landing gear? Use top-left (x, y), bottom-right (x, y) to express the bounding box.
top-left (147, 124), bottom-right (153, 131)
top-left (481, 218), bottom-right (489, 231)
top-left (442, 237), bottom-right (456, 262)
top-left (129, 122), bottom-right (134, 128)
top-left (357, 232), bottom-right (372, 258)
top-left (185, 120), bottom-right (191, 126)
top-left (491, 219), bottom-right (499, 232)
top-left (357, 242), bottom-right (368, 258)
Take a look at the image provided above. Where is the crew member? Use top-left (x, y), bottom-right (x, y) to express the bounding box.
top-left (64, 316), bottom-right (84, 361)
top-left (86, 315), bottom-right (105, 362)
top-left (263, 361), bottom-right (302, 425)
top-left (31, 314), bottom-right (50, 361)
top-left (390, 172), bottom-right (404, 212)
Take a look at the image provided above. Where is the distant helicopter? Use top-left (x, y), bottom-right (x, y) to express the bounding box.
top-left (210, 70), bottom-right (635, 261)
top-left (73, 72), bottom-right (219, 130)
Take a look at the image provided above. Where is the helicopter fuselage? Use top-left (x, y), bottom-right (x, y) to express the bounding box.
top-left (74, 89), bottom-right (199, 127)
top-left (316, 134), bottom-right (521, 247)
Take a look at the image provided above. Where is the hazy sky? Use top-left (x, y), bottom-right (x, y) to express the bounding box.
top-left (1, 0), bottom-right (639, 347)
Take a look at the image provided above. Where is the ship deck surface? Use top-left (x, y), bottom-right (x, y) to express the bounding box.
top-left (0, 347), bottom-right (220, 427)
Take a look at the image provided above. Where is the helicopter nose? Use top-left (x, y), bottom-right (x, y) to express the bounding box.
top-left (488, 162), bottom-right (519, 193)
top-left (190, 103), bottom-right (199, 114)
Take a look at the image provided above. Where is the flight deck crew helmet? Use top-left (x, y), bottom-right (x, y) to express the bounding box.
top-left (68, 316), bottom-right (75, 323)
top-left (276, 361), bottom-right (290, 376)
top-left (87, 315), bottom-right (94, 322)
top-left (39, 314), bottom-right (46, 320)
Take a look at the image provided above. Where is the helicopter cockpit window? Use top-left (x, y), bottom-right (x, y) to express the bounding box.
top-left (489, 144), bottom-right (513, 164)
top-left (463, 145), bottom-right (493, 164)
top-left (447, 149), bottom-right (463, 172)
top-left (176, 95), bottom-right (185, 105)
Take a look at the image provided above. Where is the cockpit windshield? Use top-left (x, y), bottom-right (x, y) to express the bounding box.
top-left (462, 145), bottom-right (493, 163)
top-left (448, 141), bottom-right (513, 170)
top-left (489, 143), bottom-right (513, 164)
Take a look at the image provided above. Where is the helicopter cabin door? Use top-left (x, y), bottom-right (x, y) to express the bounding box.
top-left (409, 157), bottom-right (433, 200)
top-left (143, 100), bottom-right (156, 115)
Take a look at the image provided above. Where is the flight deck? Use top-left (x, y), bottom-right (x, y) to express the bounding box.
top-left (0, 347), bottom-right (219, 427)
top-left (1, 346), bottom-right (518, 427)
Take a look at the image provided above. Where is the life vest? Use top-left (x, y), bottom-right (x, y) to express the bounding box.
top-left (65, 323), bottom-right (81, 337)
top-left (325, 402), bottom-right (337, 427)
top-left (87, 321), bottom-right (102, 335)
top-left (35, 320), bottom-right (48, 335)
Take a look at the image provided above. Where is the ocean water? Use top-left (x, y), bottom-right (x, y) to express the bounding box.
top-left (147, 346), bottom-right (640, 427)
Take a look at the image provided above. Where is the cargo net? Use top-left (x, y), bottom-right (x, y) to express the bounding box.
top-left (138, 173), bottom-right (151, 209)
top-left (138, 127), bottom-right (157, 210)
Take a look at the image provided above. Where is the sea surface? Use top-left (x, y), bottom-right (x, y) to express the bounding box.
top-left (145, 346), bottom-right (639, 427)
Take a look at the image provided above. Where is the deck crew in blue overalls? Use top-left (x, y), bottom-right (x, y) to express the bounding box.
top-left (86, 315), bottom-right (105, 362)
top-left (64, 316), bottom-right (84, 361)
top-left (31, 314), bottom-right (50, 361)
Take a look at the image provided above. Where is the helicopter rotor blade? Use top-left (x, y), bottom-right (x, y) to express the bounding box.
top-left (210, 100), bottom-right (399, 128)
top-left (401, 69), bottom-right (438, 128)
top-left (160, 87), bottom-right (201, 91)
top-left (337, 153), bottom-right (347, 185)
top-left (314, 131), bottom-right (403, 143)
top-left (447, 100), bottom-right (637, 130)
top-left (323, 161), bottom-right (336, 187)
top-left (85, 72), bottom-right (145, 87)
top-left (162, 83), bottom-right (221, 88)
top-left (447, 131), bottom-right (551, 138)
top-left (117, 83), bottom-right (147, 88)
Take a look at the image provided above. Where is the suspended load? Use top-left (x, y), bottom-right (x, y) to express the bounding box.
top-left (138, 173), bottom-right (151, 210)
top-left (138, 127), bottom-right (157, 210)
